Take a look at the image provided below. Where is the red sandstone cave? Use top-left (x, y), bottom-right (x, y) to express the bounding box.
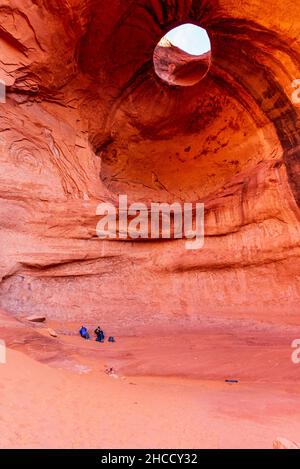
top-left (0, 0), bottom-right (299, 327)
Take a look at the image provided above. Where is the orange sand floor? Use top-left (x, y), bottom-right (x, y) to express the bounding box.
top-left (1, 315), bottom-right (300, 449)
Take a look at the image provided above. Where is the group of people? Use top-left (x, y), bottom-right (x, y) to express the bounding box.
top-left (79, 325), bottom-right (115, 343)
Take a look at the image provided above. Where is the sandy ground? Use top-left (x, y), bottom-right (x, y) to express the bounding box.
top-left (0, 312), bottom-right (300, 449)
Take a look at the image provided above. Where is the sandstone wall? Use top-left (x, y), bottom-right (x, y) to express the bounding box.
top-left (0, 0), bottom-right (299, 326)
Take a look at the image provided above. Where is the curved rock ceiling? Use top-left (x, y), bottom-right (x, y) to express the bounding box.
top-left (0, 0), bottom-right (299, 326)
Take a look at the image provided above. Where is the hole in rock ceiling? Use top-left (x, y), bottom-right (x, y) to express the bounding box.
top-left (153, 23), bottom-right (212, 87)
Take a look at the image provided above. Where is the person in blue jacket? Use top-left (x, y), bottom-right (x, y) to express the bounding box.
top-left (79, 326), bottom-right (90, 340)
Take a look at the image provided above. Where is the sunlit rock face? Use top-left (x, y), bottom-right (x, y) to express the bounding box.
top-left (0, 0), bottom-right (299, 326)
top-left (153, 37), bottom-right (211, 86)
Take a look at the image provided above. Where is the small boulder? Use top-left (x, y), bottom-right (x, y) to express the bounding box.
top-left (273, 437), bottom-right (300, 449)
top-left (47, 328), bottom-right (58, 338)
top-left (26, 315), bottom-right (46, 323)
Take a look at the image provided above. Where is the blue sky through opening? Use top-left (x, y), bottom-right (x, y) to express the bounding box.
top-left (165, 23), bottom-right (211, 56)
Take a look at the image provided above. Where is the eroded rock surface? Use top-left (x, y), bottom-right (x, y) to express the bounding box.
top-left (0, 0), bottom-right (299, 326)
top-left (153, 38), bottom-right (211, 86)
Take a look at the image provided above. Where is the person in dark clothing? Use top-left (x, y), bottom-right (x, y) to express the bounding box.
top-left (94, 326), bottom-right (105, 342)
top-left (79, 326), bottom-right (90, 340)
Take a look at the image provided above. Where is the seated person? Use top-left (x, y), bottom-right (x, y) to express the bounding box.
top-left (94, 326), bottom-right (105, 342)
top-left (79, 326), bottom-right (90, 340)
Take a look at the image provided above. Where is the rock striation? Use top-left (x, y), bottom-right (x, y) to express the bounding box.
top-left (0, 0), bottom-right (299, 326)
